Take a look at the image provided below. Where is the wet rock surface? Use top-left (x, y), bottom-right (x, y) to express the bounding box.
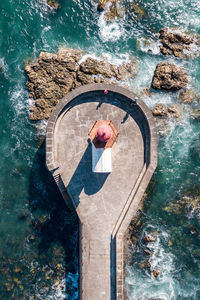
top-left (152, 103), bottom-right (182, 119)
top-left (151, 62), bottom-right (188, 91)
top-left (25, 48), bottom-right (138, 120)
top-left (152, 269), bottom-right (160, 278)
top-left (179, 88), bottom-right (195, 103)
top-left (159, 28), bottom-right (199, 59)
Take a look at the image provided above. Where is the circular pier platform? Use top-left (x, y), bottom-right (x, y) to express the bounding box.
top-left (46, 84), bottom-right (157, 300)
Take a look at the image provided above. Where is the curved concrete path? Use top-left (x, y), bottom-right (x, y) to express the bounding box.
top-left (46, 84), bottom-right (157, 300)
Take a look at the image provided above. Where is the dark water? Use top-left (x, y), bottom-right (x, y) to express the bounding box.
top-left (0, 0), bottom-right (199, 299)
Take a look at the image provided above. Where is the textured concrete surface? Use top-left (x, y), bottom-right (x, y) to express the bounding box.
top-left (46, 84), bottom-right (158, 300)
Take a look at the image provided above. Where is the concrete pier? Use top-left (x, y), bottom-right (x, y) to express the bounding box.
top-left (46, 84), bottom-right (157, 299)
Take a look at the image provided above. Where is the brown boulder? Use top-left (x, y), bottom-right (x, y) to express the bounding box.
top-left (152, 269), bottom-right (160, 278)
top-left (190, 109), bottom-right (200, 120)
top-left (97, 0), bottom-right (116, 11)
top-left (159, 28), bottom-right (199, 59)
top-left (152, 104), bottom-right (168, 117)
top-left (152, 103), bottom-right (182, 118)
top-left (151, 62), bottom-right (188, 91)
top-left (143, 248), bottom-right (152, 256)
top-left (130, 3), bottom-right (146, 19)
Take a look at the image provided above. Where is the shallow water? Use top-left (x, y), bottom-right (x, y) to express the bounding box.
top-left (0, 0), bottom-right (199, 299)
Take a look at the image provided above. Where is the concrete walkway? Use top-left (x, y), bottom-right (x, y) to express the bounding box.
top-left (46, 84), bottom-right (157, 300)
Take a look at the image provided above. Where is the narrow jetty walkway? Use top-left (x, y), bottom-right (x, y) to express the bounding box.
top-left (46, 84), bottom-right (157, 300)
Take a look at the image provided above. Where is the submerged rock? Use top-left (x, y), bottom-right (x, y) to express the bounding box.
top-left (143, 235), bottom-right (156, 243)
top-left (47, 0), bottom-right (60, 9)
top-left (25, 48), bottom-right (138, 120)
top-left (152, 103), bottom-right (182, 118)
top-left (159, 28), bottom-right (199, 59)
top-left (129, 3), bottom-right (146, 19)
top-left (190, 109), bottom-right (200, 120)
top-left (152, 104), bottom-right (168, 117)
top-left (151, 62), bottom-right (188, 91)
top-left (179, 88), bottom-right (195, 103)
top-left (143, 248), bottom-right (152, 256)
top-left (163, 188), bottom-right (200, 215)
top-left (167, 104), bottom-right (182, 118)
top-left (139, 261), bottom-right (151, 269)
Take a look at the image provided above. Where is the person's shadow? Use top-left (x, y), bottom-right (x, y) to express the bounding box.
top-left (67, 140), bottom-right (109, 208)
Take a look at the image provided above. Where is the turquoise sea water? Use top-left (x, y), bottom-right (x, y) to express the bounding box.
top-left (0, 0), bottom-right (200, 299)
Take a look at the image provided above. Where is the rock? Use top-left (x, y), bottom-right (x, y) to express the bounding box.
top-left (31, 215), bottom-right (49, 231)
top-left (159, 28), bottom-right (199, 59)
top-left (167, 104), bottom-right (182, 118)
top-left (139, 261), bottom-right (151, 269)
top-left (14, 267), bottom-right (22, 273)
top-left (188, 225), bottom-right (198, 235)
top-left (143, 248), bottom-right (152, 256)
top-left (152, 269), bottom-right (160, 278)
top-left (179, 88), bottom-right (195, 103)
top-left (151, 62), bottom-right (188, 91)
top-left (26, 49), bottom-right (137, 120)
top-left (47, 0), bottom-right (60, 9)
top-left (26, 49), bottom-right (138, 120)
top-left (190, 109), bottom-right (200, 120)
top-left (97, 0), bottom-right (117, 21)
top-left (80, 57), bottom-right (118, 78)
top-left (168, 240), bottom-right (173, 247)
top-left (163, 189), bottom-right (200, 215)
top-left (143, 235), bottom-right (156, 243)
top-left (130, 3), bottom-right (146, 19)
top-left (152, 104), bottom-right (168, 117)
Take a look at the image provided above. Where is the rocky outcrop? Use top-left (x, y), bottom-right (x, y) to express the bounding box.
top-left (152, 103), bottom-right (182, 118)
top-left (159, 28), bottom-right (199, 58)
top-left (25, 48), bottom-right (138, 120)
top-left (151, 62), bottom-right (188, 91)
